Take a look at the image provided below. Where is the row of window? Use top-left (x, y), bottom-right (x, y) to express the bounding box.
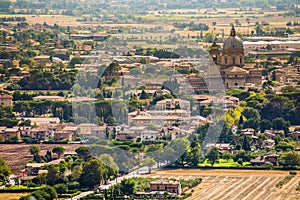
top-left (224, 57), bottom-right (243, 64)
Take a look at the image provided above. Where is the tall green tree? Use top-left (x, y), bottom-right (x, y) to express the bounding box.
top-left (80, 159), bottom-right (105, 189)
top-left (120, 178), bottom-right (135, 195)
top-left (280, 152), bottom-right (300, 167)
top-left (207, 147), bottom-right (219, 166)
top-left (242, 135), bottom-right (251, 151)
top-left (52, 146), bottom-right (66, 158)
top-left (29, 145), bottom-right (41, 162)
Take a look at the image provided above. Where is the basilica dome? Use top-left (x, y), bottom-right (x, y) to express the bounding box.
top-left (223, 25), bottom-right (243, 50)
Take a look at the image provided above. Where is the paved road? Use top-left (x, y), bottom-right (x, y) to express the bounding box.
top-left (66, 191), bottom-right (94, 200)
top-left (66, 166), bottom-right (150, 200)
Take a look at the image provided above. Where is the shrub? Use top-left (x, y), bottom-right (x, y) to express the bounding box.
top-left (54, 183), bottom-right (68, 194)
top-left (276, 175), bottom-right (294, 188)
top-left (290, 171), bottom-right (297, 175)
top-left (58, 191), bottom-right (81, 198)
top-left (180, 178), bottom-right (202, 188)
top-left (67, 181), bottom-right (80, 190)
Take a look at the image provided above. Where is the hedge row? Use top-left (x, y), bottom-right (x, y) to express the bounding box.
top-left (276, 175), bottom-right (295, 188)
top-left (58, 191), bottom-right (81, 198)
top-left (0, 188), bottom-right (40, 193)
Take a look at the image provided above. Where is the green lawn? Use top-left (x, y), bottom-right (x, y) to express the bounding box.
top-left (199, 159), bottom-right (250, 167)
top-left (6, 185), bottom-right (43, 190)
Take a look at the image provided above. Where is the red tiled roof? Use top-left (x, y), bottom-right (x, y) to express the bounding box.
top-left (0, 93), bottom-right (12, 99)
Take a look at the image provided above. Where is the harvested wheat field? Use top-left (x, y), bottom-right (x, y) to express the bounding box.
top-left (142, 169), bottom-right (300, 200)
top-left (0, 193), bottom-right (29, 200)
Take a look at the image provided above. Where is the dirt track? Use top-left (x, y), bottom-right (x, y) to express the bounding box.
top-left (142, 169), bottom-right (300, 200)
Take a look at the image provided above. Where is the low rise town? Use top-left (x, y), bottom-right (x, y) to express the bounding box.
top-left (0, 1), bottom-right (300, 200)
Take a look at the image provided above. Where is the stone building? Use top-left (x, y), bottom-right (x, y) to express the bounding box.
top-left (0, 93), bottom-right (12, 106)
top-left (209, 26), bottom-right (262, 89)
top-left (150, 180), bottom-right (182, 195)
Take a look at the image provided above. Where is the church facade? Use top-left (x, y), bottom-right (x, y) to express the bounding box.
top-left (209, 26), bottom-right (262, 89)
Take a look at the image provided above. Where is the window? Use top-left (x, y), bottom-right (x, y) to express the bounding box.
top-left (232, 57), bottom-right (236, 64)
top-left (225, 57), bottom-right (228, 64)
top-left (234, 82), bottom-right (238, 86)
top-left (157, 186), bottom-right (160, 190)
top-left (240, 57), bottom-right (243, 64)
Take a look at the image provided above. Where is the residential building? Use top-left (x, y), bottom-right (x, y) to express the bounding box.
top-left (141, 130), bottom-right (160, 141)
top-left (0, 127), bottom-right (20, 140)
top-left (241, 128), bottom-right (255, 136)
top-left (0, 93), bottom-right (12, 106)
top-left (205, 143), bottom-right (233, 153)
top-left (250, 154), bottom-right (279, 166)
top-left (30, 126), bottom-right (53, 141)
top-left (262, 139), bottom-right (275, 149)
top-left (54, 126), bottom-right (78, 141)
top-left (288, 131), bottom-right (300, 140)
top-left (155, 99), bottom-right (190, 111)
top-left (150, 180), bottom-right (182, 195)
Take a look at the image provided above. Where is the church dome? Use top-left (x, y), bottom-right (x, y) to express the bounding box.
top-left (223, 25), bottom-right (243, 50)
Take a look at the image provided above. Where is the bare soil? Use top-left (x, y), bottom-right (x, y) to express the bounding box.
top-left (0, 144), bottom-right (83, 173)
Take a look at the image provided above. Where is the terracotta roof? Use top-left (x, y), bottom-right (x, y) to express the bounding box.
top-left (0, 93), bottom-right (12, 99)
top-left (223, 66), bottom-right (248, 73)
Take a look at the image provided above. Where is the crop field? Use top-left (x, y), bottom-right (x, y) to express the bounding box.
top-left (0, 193), bottom-right (28, 200)
top-left (0, 14), bottom-right (82, 26)
top-left (142, 169), bottom-right (300, 200)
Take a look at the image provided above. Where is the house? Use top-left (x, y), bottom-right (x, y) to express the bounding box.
top-left (26, 163), bottom-right (45, 175)
top-left (263, 130), bottom-right (275, 139)
top-left (241, 128), bottom-right (255, 136)
top-left (91, 126), bottom-right (107, 139)
top-left (150, 180), bottom-right (182, 195)
top-left (288, 131), bottom-right (300, 140)
top-left (141, 130), bottom-right (160, 141)
top-left (33, 55), bottom-right (51, 65)
top-left (19, 126), bottom-right (32, 137)
top-left (261, 139), bottom-right (275, 149)
top-left (77, 123), bottom-right (97, 135)
top-left (250, 154), bottom-right (279, 166)
top-left (0, 93), bottom-right (12, 106)
top-left (128, 109), bottom-right (189, 127)
top-left (195, 95), bottom-right (239, 108)
top-left (263, 130), bottom-right (284, 139)
top-left (0, 127), bottom-right (20, 140)
top-left (54, 126), bottom-right (78, 141)
top-left (205, 143), bottom-right (233, 153)
top-left (30, 126), bottom-right (52, 141)
top-left (116, 131), bottom-right (137, 141)
top-left (155, 99), bottom-right (190, 111)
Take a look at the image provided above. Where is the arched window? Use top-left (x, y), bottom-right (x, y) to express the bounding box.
top-left (232, 57), bottom-right (236, 65)
top-left (225, 57), bottom-right (228, 64)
